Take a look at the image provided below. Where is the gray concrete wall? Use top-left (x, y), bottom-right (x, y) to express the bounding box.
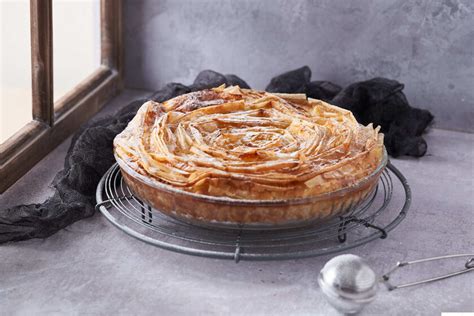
top-left (124, 0), bottom-right (474, 132)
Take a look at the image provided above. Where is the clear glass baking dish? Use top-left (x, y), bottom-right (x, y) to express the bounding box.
top-left (115, 148), bottom-right (387, 230)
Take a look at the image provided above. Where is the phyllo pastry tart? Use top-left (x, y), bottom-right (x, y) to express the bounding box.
top-left (114, 85), bottom-right (386, 227)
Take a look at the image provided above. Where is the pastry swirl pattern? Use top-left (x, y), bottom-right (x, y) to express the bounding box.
top-left (114, 85), bottom-right (384, 200)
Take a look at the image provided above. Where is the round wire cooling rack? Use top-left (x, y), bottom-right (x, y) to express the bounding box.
top-left (95, 161), bottom-right (411, 262)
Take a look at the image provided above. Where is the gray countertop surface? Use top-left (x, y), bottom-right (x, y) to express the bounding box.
top-left (1, 90), bottom-right (473, 316)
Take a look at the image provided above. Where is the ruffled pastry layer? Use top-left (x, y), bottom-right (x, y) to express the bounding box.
top-left (114, 85), bottom-right (384, 200)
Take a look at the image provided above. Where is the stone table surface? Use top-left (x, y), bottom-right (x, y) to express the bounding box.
top-left (1, 90), bottom-right (473, 316)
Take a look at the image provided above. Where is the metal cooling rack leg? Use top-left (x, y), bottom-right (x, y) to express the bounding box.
top-left (95, 195), bottom-right (135, 212)
top-left (148, 205), bottom-right (153, 223)
top-left (338, 216), bottom-right (348, 243)
top-left (338, 216), bottom-right (388, 243)
top-left (140, 205), bottom-right (153, 224)
top-left (234, 229), bottom-right (242, 263)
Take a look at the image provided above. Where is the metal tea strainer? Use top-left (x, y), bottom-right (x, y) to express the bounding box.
top-left (318, 253), bottom-right (474, 314)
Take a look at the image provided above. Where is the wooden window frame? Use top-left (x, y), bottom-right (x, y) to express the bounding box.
top-left (0, 0), bottom-right (122, 192)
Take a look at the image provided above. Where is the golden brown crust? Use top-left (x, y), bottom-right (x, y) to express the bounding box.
top-left (114, 85), bottom-right (384, 200)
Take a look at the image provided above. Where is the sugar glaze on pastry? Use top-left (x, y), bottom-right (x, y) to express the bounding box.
top-left (114, 85), bottom-right (384, 200)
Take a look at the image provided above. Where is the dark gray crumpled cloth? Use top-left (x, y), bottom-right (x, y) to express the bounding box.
top-left (0, 67), bottom-right (433, 243)
top-left (266, 66), bottom-right (433, 157)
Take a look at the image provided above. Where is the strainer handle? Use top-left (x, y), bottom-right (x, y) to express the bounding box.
top-left (381, 253), bottom-right (474, 291)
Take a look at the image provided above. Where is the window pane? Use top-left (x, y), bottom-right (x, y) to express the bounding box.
top-left (53, 0), bottom-right (100, 102)
top-left (0, 0), bottom-right (32, 144)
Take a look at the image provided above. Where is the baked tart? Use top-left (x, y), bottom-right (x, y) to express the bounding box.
top-left (114, 85), bottom-right (386, 228)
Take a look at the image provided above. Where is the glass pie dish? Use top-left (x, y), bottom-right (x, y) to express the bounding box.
top-left (115, 148), bottom-right (387, 230)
